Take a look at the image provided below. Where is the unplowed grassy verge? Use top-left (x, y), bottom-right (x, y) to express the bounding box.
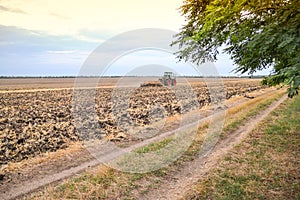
top-left (27, 90), bottom-right (286, 199)
top-left (184, 95), bottom-right (300, 199)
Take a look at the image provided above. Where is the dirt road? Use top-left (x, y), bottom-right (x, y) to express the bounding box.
top-left (139, 95), bottom-right (287, 199)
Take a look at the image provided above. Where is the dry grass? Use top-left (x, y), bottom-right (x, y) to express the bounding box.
top-left (222, 90), bottom-right (285, 137)
top-left (1, 142), bottom-right (83, 174)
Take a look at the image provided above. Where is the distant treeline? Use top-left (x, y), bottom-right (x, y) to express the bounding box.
top-left (0, 75), bottom-right (266, 79)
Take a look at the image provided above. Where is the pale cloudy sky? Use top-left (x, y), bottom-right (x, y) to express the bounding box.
top-left (0, 0), bottom-right (183, 38)
top-left (0, 0), bottom-right (270, 76)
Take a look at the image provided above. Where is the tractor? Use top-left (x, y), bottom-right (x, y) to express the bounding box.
top-left (140, 72), bottom-right (176, 87)
top-left (159, 72), bottom-right (176, 86)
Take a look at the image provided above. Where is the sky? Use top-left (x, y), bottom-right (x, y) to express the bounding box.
top-left (0, 0), bottom-right (271, 77)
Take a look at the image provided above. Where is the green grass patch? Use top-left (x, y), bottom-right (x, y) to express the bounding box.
top-left (134, 138), bottom-right (173, 154)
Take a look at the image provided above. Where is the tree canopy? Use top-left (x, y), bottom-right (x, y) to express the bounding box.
top-left (174, 0), bottom-right (300, 97)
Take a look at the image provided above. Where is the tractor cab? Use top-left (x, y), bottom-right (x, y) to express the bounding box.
top-left (159, 72), bottom-right (176, 86)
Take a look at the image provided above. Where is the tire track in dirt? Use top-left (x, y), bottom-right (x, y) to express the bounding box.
top-left (139, 95), bottom-right (287, 200)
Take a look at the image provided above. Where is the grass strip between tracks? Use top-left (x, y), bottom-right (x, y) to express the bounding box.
top-left (28, 90), bottom-right (286, 199)
top-left (184, 94), bottom-right (300, 199)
